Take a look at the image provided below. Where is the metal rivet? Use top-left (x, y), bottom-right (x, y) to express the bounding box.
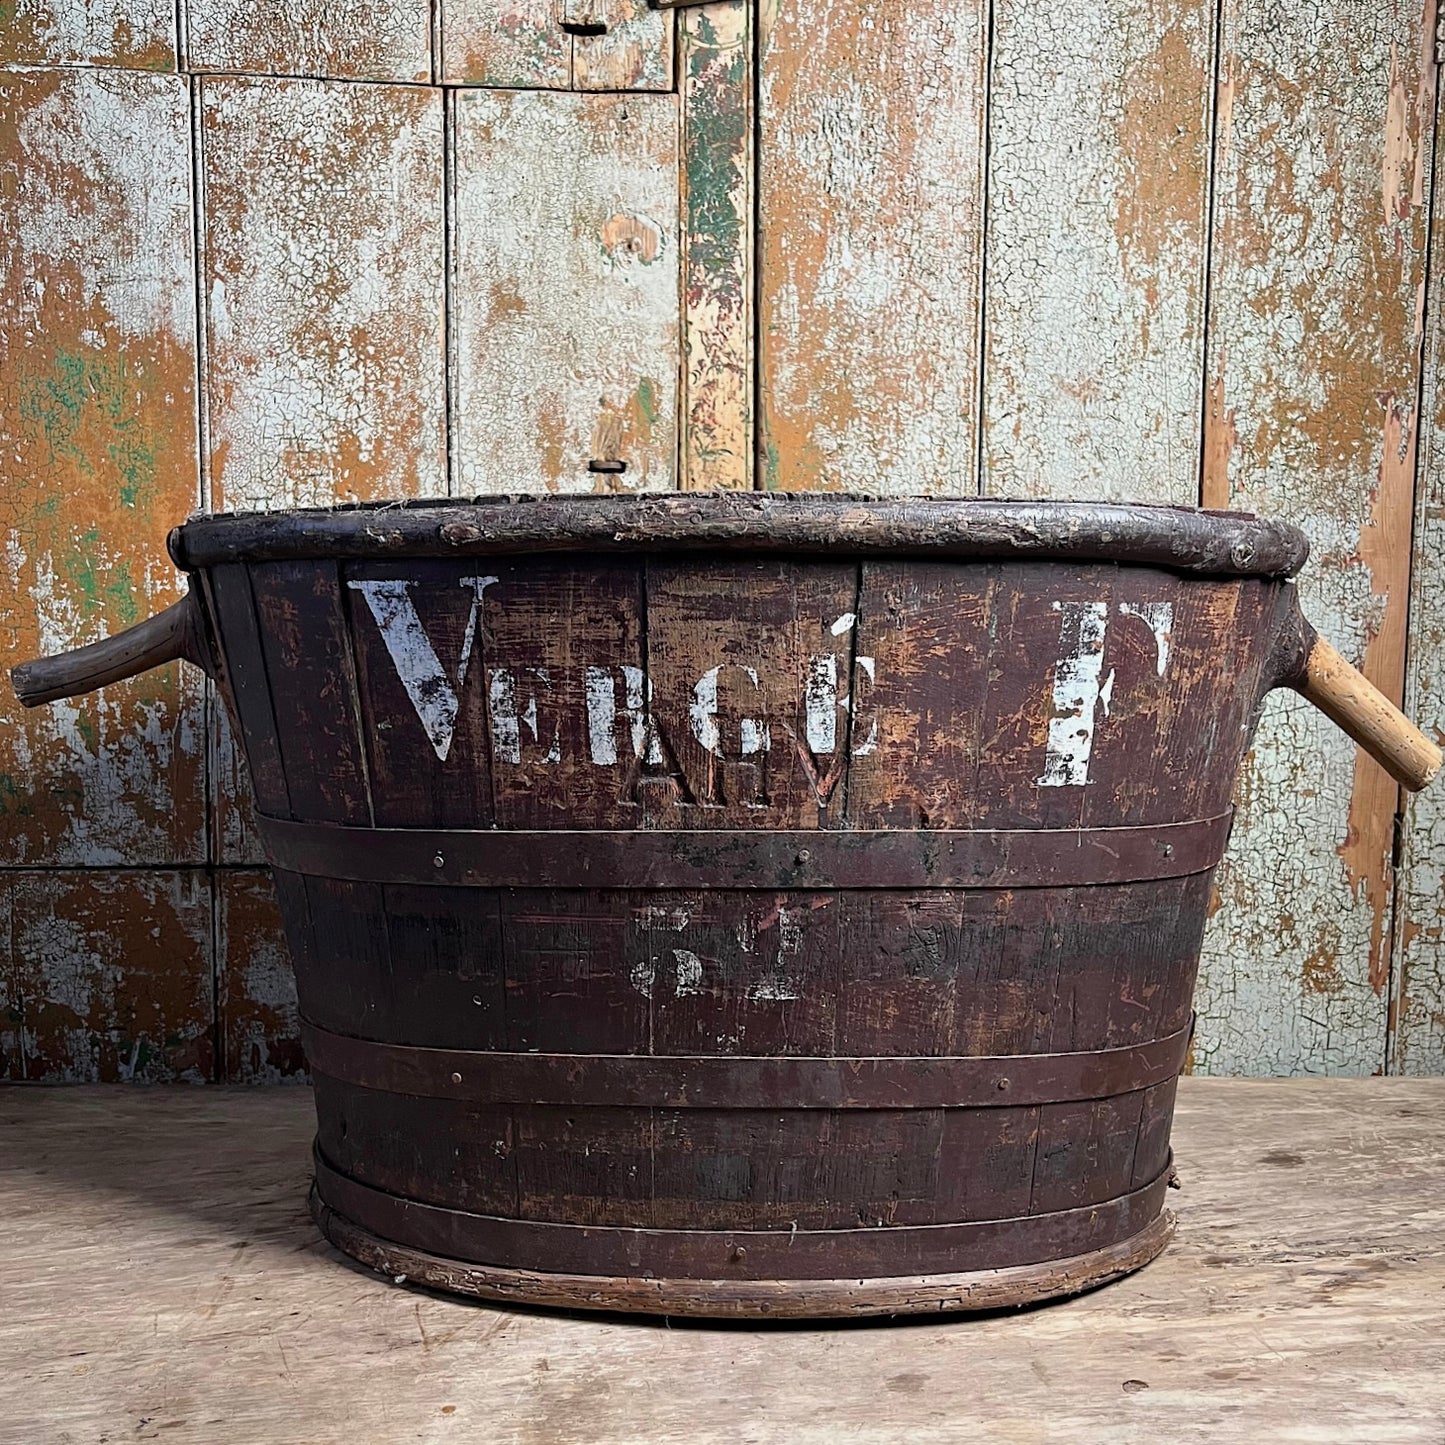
top-left (472, 995), bottom-right (483, 1006)
top-left (1162, 844), bottom-right (1173, 859)
top-left (451, 1072), bottom-right (463, 1085)
top-left (730, 1245), bottom-right (746, 1262)
top-left (795, 849), bottom-right (811, 865)
top-left (996, 1077), bottom-right (1010, 1092)
top-left (434, 852), bottom-right (445, 868)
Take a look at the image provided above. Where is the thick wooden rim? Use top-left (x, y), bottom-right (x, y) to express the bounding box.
top-left (170, 495), bottom-right (1308, 577)
top-left (310, 1189), bottom-right (1177, 1319)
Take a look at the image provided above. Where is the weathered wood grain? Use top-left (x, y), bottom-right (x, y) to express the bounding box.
top-left (5, 1080), bottom-right (1445, 1440)
top-left (981, 0), bottom-right (1214, 502)
top-left (679, 1), bottom-right (752, 490)
top-left (216, 869), bottom-right (305, 1085)
top-left (1194, 0), bottom-right (1435, 1075)
top-left (1391, 66), bottom-right (1445, 1075)
top-left (0, 0), bottom-right (174, 66)
top-left (0, 68), bottom-right (203, 869)
top-left (200, 76), bottom-right (446, 515)
top-left (451, 88), bottom-right (679, 494)
top-left (757, 0), bottom-right (988, 494)
top-left (185, 0), bottom-right (431, 82)
top-left (0, 869), bottom-right (212, 1082)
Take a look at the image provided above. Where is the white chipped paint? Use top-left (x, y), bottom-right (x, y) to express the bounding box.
top-left (187, 0), bottom-right (430, 80)
top-left (640, 905), bottom-right (691, 931)
top-left (453, 89), bottom-right (679, 493)
top-left (585, 664), bottom-right (652, 765)
top-left (10, 72), bottom-right (195, 344)
top-left (2, 0), bottom-right (171, 66)
top-left (630, 957), bottom-right (656, 999)
top-left (671, 949), bottom-right (704, 997)
top-left (348, 577), bottom-right (496, 763)
top-left (850, 656), bottom-right (879, 757)
top-left (1037, 601), bottom-right (1110, 788)
top-left (631, 907), bottom-right (703, 1000)
top-left (1194, 0), bottom-right (1432, 1076)
top-left (982, 0), bottom-right (1211, 503)
top-left (201, 77), bottom-right (445, 511)
top-left (488, 667), bottom-right (562, 766)
top-left (1119, 601), bottom-right (1174, 676)
top-left (760, 0), bottom-right (988, 493)
top-left (743, 903), bottom-right (805, 1003)
top-left (804, 654), bottom-right (838, 754)
top-left (830, 612), bottom-right (856, 636)
top-left (690, 664), bottom-right (770, 757)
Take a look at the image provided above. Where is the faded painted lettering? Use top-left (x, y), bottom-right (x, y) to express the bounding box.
top-left (1037, 600), bottom-right (1110, 788)
top-left (348, 575), bottom-right (497, 762)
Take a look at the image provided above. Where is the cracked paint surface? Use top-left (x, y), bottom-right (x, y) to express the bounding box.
top-left (452, 88), bottom-right (678, 494)
top-left (1195, 0), bottom-right (1435, 1075)
top-left (0, 0), bottom-right (174, 66)
top-left (758, 0), bottom-right (988, 494)
top-left (982, 0), bottom-right (1213, 503)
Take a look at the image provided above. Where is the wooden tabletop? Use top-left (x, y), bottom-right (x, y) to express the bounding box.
top-left (2, 1079), bottom-right (1442, 1444)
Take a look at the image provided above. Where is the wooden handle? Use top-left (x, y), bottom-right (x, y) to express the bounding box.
top-left (1299, 635), bottom-right (1441, 793)
top-left (10, 590), bottom-right (212, 708)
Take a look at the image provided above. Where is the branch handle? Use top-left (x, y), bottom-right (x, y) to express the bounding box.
top-left (10, 590), bottom-right (213, 708)
top-left (1296, 633), bottom-right (1441, 793)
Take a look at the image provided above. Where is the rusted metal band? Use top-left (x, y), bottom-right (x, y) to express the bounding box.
top-left (311, 1149), bottom-right (1174, 1280)
top-left (257, 813), bottom-right (1231, 891)
top-left (301, 1019), bottom-right (1192, 1109)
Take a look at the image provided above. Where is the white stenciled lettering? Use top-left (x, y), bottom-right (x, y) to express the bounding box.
top-left (690, 664), bottom-right (770, 757)
top-left (743, 903), bottom-right (808, 1002)
top-left (585, 664), bottom-right (652, 765)
top-left (850, 655), bottom-right (879, 756)
top-left (1119, 600), bottom-right (1174, 676)
top-left (804, 654), bottom-right (838, 754)
top-left (347, 575), bottom-right (498, 762)
top-left (488, 666), bottom-right (561, 765)
top-left (1037, 600), bottom-right (1110, 788)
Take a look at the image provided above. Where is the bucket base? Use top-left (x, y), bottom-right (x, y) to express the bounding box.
top-left (309, 1188), bottom-right (1175, 1320)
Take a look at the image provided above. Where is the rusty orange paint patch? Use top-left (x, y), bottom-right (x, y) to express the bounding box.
top-left (0, 69), bottom-right (203, 869)
top-left (4, 870), bottom-right (213, 1082)
top-left (0, 0), bottom-right (175, 68)
top-left (200, 76), bottom-right (447, 514)
top-left (1339, 398), bottom-right (1416, 995)
top-left (217, 871), bottom-right (306, 1084)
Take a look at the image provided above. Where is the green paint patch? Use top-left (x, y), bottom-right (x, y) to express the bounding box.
top-left (60, 526), bottom-right (105, 617)
top-left (765, 437), bottom-right (782, 490)
top-left (635, 377), bottom-right (660, 429)
top-left (684, 47), bottom-right (748, 286)
top-left (0, 773), bottom-right (32, 818)
top-left (104, 561), bottom-right (140, 628)
top-left (19, 347), bottom-right (160, 513)
top-left (73, 711), bottom-right (99, 754)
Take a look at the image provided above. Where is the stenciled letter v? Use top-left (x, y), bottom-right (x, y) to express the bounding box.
top-left (347, 576), bottom-right (499, 761)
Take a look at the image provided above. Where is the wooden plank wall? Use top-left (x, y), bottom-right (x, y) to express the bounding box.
top-left (2, 0), bottom-right (1443, 1080)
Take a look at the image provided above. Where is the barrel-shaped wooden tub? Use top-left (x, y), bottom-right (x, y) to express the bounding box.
top-left (13, 496), bottom-right (1439, 1317)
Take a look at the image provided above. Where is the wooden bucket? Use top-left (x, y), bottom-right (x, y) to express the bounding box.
top-left (13, 496), bottom-right (1439, 1318)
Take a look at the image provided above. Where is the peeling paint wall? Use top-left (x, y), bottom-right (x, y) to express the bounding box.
top-left (2, 0), bottom-right (1444, 1079)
